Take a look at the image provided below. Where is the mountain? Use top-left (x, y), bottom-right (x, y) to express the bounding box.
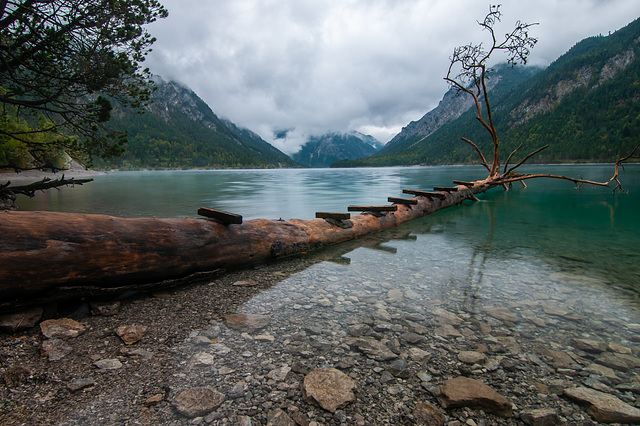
top-left (103, 77), bottom-right (298, 169)
top-left (291, 131), bottom-right (383, 168)
top-left (335, 17), bottom-right (640, 167)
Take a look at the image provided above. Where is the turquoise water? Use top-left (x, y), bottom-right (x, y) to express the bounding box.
top-left (17, 164), bottom-right (640, 295)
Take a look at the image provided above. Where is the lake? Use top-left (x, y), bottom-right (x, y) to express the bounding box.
top-left (14, 164), bottom-right (640, 423)
top-left (17, 164), bottom-right (640, 294)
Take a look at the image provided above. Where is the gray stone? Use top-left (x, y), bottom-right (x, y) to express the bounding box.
top-left (436, 376), bottom-right (512, 417)
top-left (484, 307), bottom-right (519, 323)
top-left (347, 324), bottom-right (373, 337)
top-left (40, 318), bottom-right (85, 339)
top-left (172, 386), bottom-right (225, 418)
top-left (267, 366), bottom-right (291, 382)
top-left (596, 353), bottom-right (637, 372)
top-left (520, 408), bottom-right (560, 426)
top-left (412, 402), bottom-right (446, 425)
top-left (0, 307), bottom-right (43, 333)
top-left (408, 347), bottom-right (429, 361)
top-left (570, 338), bottom-right (607, 353)
top-left (386, 289), bottom-right (404, 302)
top-left (387, 359), bottom-right (410, 378)
top-left (458, 351), bottom-right (486, 365)
top-left (432, 308), bottom-right (463, 325)
top-left (68, 378), bottom-right (96, 392)
top-left (42, 338), bottom-right (73, 361)
top-left (115, 324), bottom-right (147, 345)
top-left (228, 381), bottom-right (247, 399)
top-left (434, 324), bottom-right (462, 338)
top-left (90, 300), bottom-right (122, 316)
top-left (564, 386), bottom-right (640, 423)
top-left (94, 358), bottom-right (123, 370)
top-left (401, 331), bottom-right (423, 344)
top-left (353, 337), bottom-right (397, 361)
top-left (303, 368), bottom-right (356, 413)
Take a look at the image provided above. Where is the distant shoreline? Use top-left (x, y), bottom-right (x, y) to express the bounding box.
top-left (0, 161), bottom-right (105, 185)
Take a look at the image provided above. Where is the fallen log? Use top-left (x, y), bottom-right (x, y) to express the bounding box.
top-left (0, 182), bottom-right (492, 311)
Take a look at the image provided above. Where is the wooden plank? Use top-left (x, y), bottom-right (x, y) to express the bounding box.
top-left (453, 180), bottom-right (475, 186)
top-left (433, 186), bottom-right (459, 192)
top-left (402, 189), bottom-right (447, 199)
top-left (197, 207), bottom-right (243, 224)
top-left (316, 212), bottom-right (351, 220)
top-left (388, 197), bottom-right (418, 205)
top-left (347, 205), bottom-right (398, 212)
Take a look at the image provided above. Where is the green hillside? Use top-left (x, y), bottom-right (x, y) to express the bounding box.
top-left (100, 78), bottom-right (298, 169)
top-left (335, 18), bottom-right (640, 167)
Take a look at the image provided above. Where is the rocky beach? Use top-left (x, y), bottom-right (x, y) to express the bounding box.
top-left (2, 234), bottom-right (640, 425)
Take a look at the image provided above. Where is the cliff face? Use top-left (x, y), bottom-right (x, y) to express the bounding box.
top-left (510, 45), bottom-right (637, 126)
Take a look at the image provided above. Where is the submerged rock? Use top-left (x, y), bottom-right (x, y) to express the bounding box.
top-left (223, 313), bottom-right (270, 332)
top-left (564, 386), bottom-right (640, 423)
top-left (303, 368), bottom-right (356, 413)
top-left (352, 337), bottom-right (397, 361)
top-left (435, 376), bottom-right (512, 417)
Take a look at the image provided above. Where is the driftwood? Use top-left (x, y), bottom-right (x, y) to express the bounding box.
top-left (0, 182), bottom-right (491, 311)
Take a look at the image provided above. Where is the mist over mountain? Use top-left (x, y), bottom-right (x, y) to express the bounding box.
top-left (291, 131), bottom-right (383, 168)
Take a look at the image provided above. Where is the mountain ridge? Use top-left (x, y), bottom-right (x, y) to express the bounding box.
top-left (103, 77), bottom-right (299, 169)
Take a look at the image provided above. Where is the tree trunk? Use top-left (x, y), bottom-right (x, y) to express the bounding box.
top-left (0, 184), bottom-right (490, 310)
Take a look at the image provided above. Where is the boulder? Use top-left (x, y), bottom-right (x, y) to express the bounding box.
top-left (412, 402), bottom-right (446, 425)
top-left (520, 408), bottom-right (560, 426)
top-left (173, 386), bottom-right (225, 418)
top-left (303, 368), bottom-right (356, 413)
top-left (435, 376), bottom-right (512, 417)
top-left (115, 324), bottom-right (148, 345)
top-left (40, 318), bottom-right (85, 339)
top-left (564, 386), bottom-right (640, 424)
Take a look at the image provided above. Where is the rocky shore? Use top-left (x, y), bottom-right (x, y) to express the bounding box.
top-left (2, 249), bottom-right (640, 425)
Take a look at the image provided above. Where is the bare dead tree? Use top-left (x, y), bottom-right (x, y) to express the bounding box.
top-left (445, 4), bottom-right (639, 192)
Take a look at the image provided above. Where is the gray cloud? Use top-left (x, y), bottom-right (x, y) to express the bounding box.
top-left (145, 0), bottom-right (640, 154)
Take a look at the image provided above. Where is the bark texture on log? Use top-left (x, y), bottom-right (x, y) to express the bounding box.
top-left (0, 183), bottom-right (490, 309)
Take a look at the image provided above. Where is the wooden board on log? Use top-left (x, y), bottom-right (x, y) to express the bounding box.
top-left (347, 205), bottom-right (398, 212)
top-left (197, 207), bottom-right (243, 224)
top-left (453, 180), bottom-right (475, 186)
top-left (402, 189), bottom-right (447, 199)
top-left (388, 197), bottom-right (418, 205)
top-left (315, 212), bottom-right (351, 220)
top-left (433, 186), bottom-right (459, 192)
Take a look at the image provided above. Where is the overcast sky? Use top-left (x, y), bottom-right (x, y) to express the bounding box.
top-left (145, 0), bottom-right (640, 154)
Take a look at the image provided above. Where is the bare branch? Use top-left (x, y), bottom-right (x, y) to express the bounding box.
top-left (461, 137), bottom-right (490, 172)
top-left (504, 145), bottom-right (549, 175)
top-left (503, 143), bottom-right (524, 173)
